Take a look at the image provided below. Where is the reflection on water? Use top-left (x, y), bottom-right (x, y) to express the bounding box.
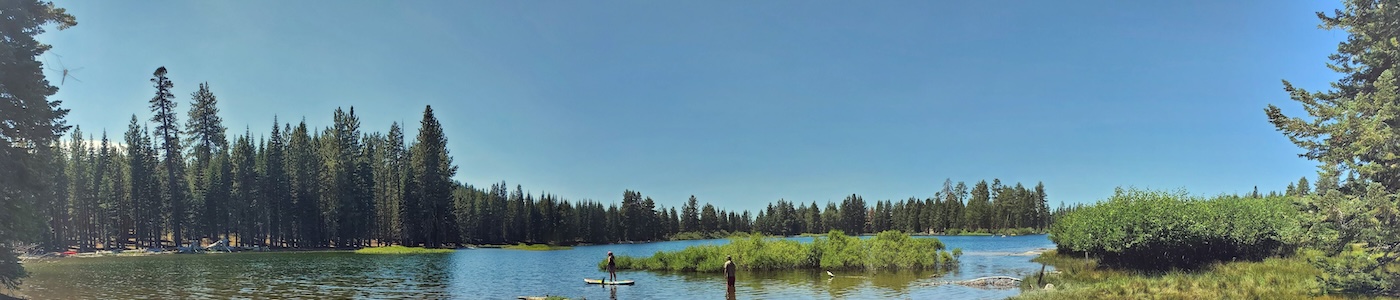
top-left (14, 235), bottom-right (1052, 299)
top-left (16, 252), bottom-right (455, 299)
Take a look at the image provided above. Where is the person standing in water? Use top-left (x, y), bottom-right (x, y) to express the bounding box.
top-left (724, 255), bottom-right (737, 287)
top-left (606, 251), bottom-right (617, 283)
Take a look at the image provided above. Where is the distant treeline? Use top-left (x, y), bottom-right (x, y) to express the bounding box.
top-left (33, 67), bottom-right (1061, 251)
top-left (750, 179), bottom-right (1054, 237)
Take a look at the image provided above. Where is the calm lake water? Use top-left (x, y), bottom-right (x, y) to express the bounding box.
top-left (13, 235), bottom-right (1053, 299)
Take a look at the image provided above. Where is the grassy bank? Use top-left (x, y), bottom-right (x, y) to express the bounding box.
top-left (944, 227), bottom-right (1043, 236)
top-left (503, 243), bottom-right (573, 251)
top-left (1012, 250), bottom-right (1325, 299)
top-left (667, 231), bottom-right (748, 241)
top-left (353, 245), bottom-right (455, 254)
top-left (602, 230), bottom-right (958, 272)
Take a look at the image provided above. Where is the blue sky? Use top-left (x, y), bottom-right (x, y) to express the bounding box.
top-left (41, 1), bottom-right (1344, 213)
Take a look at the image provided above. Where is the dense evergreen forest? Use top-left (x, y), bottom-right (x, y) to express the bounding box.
top-left (33, 67), bottom-right (1060, 251)
top-left (0, 0), bottom-right (1068, 290)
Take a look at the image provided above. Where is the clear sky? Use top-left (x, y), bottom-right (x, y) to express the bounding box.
top-left (40, 1), bottom-right (1345, 213)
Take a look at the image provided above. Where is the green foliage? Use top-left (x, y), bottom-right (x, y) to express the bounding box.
top-left (1309, 247), bottom-right (1395, 294)
top-left (603, 230), bottom-right (957, 272)
top-left (1265, 0), bottom-right (1400, 294)
top-left (667, 231), bottom-right (745, 241)
top-left (0, 245), bottom-right (25, 289)
top-left (997, 228), bottom-right (1040, 236)
top-left (1050, 188), bottom-right (1303, 270)
top-left (748, 178), bottom-right (1054, 238)
top-left (503, 243), bottom-right (573, 251)
top-left (1292, 181), bottom-right (1400, 294)
top-left (0, 0), bottom-right (76, 289)
top-left (36, 56), bottom-right (1066, 274)
top-left (406, 105), bottom-right (457, 248)
top-left (1013, 251), bottom-right (1323, 300)
top-left (353, 245), bottom-right (454, 254)
top-left (49, 115), bottom-right (1060, 256)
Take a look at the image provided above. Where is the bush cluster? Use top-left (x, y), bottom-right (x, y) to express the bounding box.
top-left (602, 230), bottom-right (958, 272)
top-left (353, 245), bottom-right (455, 254)
top-left (1050, 188), bottom-right (1303, 270)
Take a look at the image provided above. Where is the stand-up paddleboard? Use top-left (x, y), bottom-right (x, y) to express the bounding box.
top-left (585, 278), bottom-right (635, 285)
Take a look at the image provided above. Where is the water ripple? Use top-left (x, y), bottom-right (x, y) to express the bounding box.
top-left (16, 235), bottom-right (1053, 299)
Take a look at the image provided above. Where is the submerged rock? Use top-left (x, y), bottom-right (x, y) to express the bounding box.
top-left (953, 276), bottom-right (1022, 289)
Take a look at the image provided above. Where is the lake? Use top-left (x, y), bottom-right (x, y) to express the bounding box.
top-left (11, 235), bottom-right (1053, 299)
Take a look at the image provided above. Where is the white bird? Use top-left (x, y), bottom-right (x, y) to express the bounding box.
top-left (826, 271), bottom-right (835, 277)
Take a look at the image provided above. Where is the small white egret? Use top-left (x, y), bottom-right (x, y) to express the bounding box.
top-left (826, 271), bottom-right (835, 277)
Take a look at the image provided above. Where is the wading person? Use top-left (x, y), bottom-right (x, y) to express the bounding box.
top-left (724, 255), bottom-right (736, 287)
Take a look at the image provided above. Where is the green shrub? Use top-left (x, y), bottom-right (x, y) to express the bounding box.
top-left (667, 231), bottom-right (745, 241)
top-left (995, 227), bottom-right (1039, 236)
top-left (353, 245), bottom-right (455, 254)
top-left (957, 230), bottom-right (992, 236)
top-left (1050, 188), bottom-right (1303, 270)
top-left (604, 230), bottom-right (958, 272)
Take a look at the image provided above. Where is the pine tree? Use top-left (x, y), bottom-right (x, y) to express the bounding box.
top-left (0, 0), bottom-right (74, 286)
top-left (287, 121), bottom-right (319, 247)
top-left (452, 183), bottom-right (477, 244)
top-left (262, 118), bottom-right (290, 247)
top-left (185, 82), bottom-right (228, 243)
top-left (148, 66), bottom-right (191, 248)
top-left (700, 203), bottom-right (718, 233)
top-left (123, 116), bottom-right (149, 249)
top-left (94, 132), bottom-right (117, 250)
top-left (408, 106), bottom-right (457, 248)
top-left (1296, 177), bottom-right (1311, 196)
top-left (381, 123), bottom-right (406, 245)
top-left (42, 140), bottom-right (71, 251)
top-left (839, 194), bottom-right (867, 235)
top-left (205, 145), bottom-right (232, 244)
top-left (966, 180), bottom-right (990, 231)
top-left (1034, 182), bottom-right (1049, 229)
top-left (1264, 0), bottom-right (1400, 291)
top-left (353, 126), bottom-right (376, 247)
top-left (951, 181), bottom-right (968, 229)
top-left (231, 131), bottom-right (259, 247)
top-left (681, 195), bottom-right (700, 233)
top-left (65, 127), bottom-right (90, 251)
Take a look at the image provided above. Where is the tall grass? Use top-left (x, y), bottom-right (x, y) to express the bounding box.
top-left (602, 230), bottom-right (958, 272)
top-left (1014, 250), bottom-right (1324, 299)
top-left (353, 245), bottom-right (455, 254)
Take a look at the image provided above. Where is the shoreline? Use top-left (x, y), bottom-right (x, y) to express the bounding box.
top-left (21, 233), bottom-right (1046, 261)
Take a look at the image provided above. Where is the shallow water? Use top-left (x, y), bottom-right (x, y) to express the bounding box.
top-left (13, 235), bottom-right (1053, 299)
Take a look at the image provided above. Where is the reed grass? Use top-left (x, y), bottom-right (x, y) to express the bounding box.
top-left (602, 230), bottom-right (958, 272)
top-left (353, 245), bottom-right (455, 254)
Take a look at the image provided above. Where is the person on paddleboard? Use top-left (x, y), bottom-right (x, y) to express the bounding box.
top-left (607, 251), bottom-right (617, 283)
